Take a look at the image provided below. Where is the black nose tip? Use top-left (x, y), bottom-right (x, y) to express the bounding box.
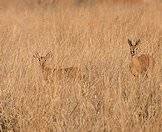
top-left (131, 51), bottom-right (135, 54)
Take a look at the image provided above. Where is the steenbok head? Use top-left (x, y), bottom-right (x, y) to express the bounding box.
top-left (33, 52), bottom-right (52, 68)
top-left (128, 39), bottom-right (155, 77)
top-left (128, 39), bottom-right (141, 57)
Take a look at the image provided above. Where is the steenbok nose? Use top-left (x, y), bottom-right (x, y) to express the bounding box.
top-left (128, 39), bottom-right (155, 77)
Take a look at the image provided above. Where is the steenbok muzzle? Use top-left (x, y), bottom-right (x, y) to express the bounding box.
top-left (128, 39), bottom-right (155, 77)
top-left (33, 52), bottom-right (85, 83)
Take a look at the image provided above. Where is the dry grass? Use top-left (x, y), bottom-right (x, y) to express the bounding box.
top-left (0, 0), bottom-right (162, 132)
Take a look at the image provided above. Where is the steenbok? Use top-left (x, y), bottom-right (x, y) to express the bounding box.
top-left (128, 39), bottom-right (155, 77)
top-left (33, 52), bottom-right (85, 83)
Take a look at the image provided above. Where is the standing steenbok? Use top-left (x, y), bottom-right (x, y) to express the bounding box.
top-left (128, 39), bottom-right (155, 77)
top-left (33, 52), bottom-right (84, 83)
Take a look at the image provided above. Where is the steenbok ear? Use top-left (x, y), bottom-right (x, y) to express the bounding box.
top-left (45, 51), bottom-right (52, 59)
top-left (135, 39), bottom-right (140, 46)
top-left (33, 52), bottom-right (40, 59)
top-left (128, 39), bottom-right (132, 46)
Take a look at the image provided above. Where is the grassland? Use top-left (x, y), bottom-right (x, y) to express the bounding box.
top-left (0, 0), bottom-right (162, 131)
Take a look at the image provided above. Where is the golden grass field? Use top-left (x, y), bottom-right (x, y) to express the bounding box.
top-left (0, 0), bottom-right (162, 131)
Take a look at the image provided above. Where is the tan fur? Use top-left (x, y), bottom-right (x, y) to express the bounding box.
top-left (33, 52), bottom-right (84, 83)
top-left (128, 39), bottom-right (155, 77)
top-left (160, 84), bottom-right (162, 90)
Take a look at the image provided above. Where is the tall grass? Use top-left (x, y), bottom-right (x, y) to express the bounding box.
top-left (0, 0), bottom-right (161, 131)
